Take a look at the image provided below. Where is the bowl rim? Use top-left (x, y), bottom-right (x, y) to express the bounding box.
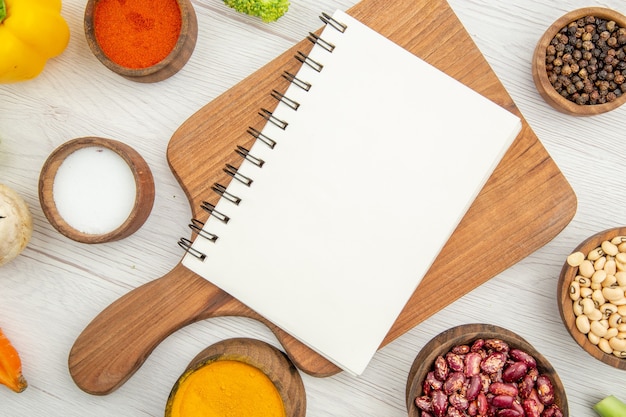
top-left (532, 7), bottom-right (626, 115)
top-left (38, 136), bottom-right (155, 244)
top-left (83, 0), bottom-right (194, 76)
top-left (164, 338), bottom-right (306, 417)
top-left (557, 226), bottom-right (626, 370)
top-left (405, 323), bottom-right (568, 417)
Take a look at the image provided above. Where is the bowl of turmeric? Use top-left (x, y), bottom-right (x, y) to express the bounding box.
top-left (84, 0), bottom-right (197, 83)
top-left (165, 338), bottom-right (306, 417)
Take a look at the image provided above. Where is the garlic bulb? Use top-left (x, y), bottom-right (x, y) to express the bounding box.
top-left (0, 185), bottom-right (33, 266)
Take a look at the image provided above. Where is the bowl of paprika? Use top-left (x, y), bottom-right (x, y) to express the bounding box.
top-left (84, 0), bottom-right (197, 83)
top-left (165, 338), bottom-right (306, 417)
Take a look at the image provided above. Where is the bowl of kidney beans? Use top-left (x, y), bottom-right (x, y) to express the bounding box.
top-left (406, 324), bottom-right (568, 417)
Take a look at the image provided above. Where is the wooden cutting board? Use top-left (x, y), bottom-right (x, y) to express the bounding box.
top-left (68, 0), bottom-right (577, 395)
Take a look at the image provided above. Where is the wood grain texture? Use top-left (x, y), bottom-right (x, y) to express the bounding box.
top-left (405, 323), bottom-right (569, 417)
top-left (557, 226), bottom-right (626, 371)
top-left (68, 0), bottom-right (577, 395)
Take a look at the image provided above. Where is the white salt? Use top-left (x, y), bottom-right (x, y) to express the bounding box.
top-left (53, 146), bottom-right (137, 235)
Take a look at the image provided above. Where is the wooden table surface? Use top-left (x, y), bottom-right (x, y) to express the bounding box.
top-left (1, 0), bottom-right (625, 415)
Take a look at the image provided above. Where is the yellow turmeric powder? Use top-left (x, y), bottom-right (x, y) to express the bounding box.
top-left (168, 360), bottom-right (286, 417)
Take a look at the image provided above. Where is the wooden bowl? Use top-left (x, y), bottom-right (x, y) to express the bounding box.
top-left (406, 324), bottom-right (568, 417)
top-left (84, 0), bottom-right (197, 83)
top-left (39, 137), bottom-right (155, 244)
top-left (532, 7), bottom-right (626, 115)
top-left (165, 338), bottom-right (306, 417)
top-left (557, 226), bottom-right (626, 370)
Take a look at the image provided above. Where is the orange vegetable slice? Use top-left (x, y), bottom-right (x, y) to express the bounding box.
top-left (0, 328), bottom-right (27, 392)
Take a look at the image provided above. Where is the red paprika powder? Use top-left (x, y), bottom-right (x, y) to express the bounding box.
top-left (94, 0), bottom-right (182, 69)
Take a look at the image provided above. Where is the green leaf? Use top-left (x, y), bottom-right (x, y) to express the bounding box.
top-left (0, 0), bottom-right (6, 24)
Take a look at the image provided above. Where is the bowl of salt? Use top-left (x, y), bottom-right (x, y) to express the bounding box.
top-left (38, 137), bottom-right (155, 243)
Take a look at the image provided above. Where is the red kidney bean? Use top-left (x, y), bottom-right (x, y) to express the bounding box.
top-left (485, 338), bottom-right (510, 352)
top-left (502, 361), bottom-right (528, 382)
top-left (491, 395), bottom-right (515, 408)
top-left (443, 372), bottom-right (466, 395)
top-left (449, 393), bottom-right (469, 411)
top-left (542, 404), bottom-right (564, 417)
top-left (476, 392), bottom-right (488, 416)
top-left (414, 395), bottom-right (432, 412)
top-left (471, 338), bottom-right (485, 352)
top-left (466, 375), bottom-right (482, 401)
top-left (434, 355), bottom-right (448, 381)
top-left (467, 400), bottom-right (478, 416)
top-left (446, 352), bottom-right (465, 372)
top-left (464, 352), bottom-right (482, 377)
top-left (497, 409), bottom-right (522, 417)
top-left (518, 373), bottom-right (535, 399)
top-left (536, 375), bottom-right (555, 405)
top-left (423, 371), bottom-right (444, 395)
top-left (511, 400), bottom-right (524, 415)
top-left (481, 352), bottom-right (507, 374)
top-left (414, 340), bottom-right (564, 417)
top-left (510, 348), bottom-right (537, 368)
top-left (432, 390), bottom-right (448, 417)
top-left (522, 398), bottom-right (542, 417)
top-left (452, 344), bottom-right (470, 355)
top-left (489, 382), bottom-right (518, 397)
top-left (447, 408), bottom-right (464, 417)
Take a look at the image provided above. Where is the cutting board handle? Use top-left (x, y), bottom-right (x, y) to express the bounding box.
top-left (68, 263), bottom-right (339, 395)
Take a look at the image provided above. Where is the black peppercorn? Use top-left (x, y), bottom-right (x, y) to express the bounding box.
top-left (544, 14), bottom-right (626, 105)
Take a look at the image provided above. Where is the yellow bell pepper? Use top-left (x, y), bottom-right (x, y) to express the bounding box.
top-left (0, 0), bottom-right (70, 83)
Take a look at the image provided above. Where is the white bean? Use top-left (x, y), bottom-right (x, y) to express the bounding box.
top-left (588, 308), bottom-right (603, 321)
top-left (582, 298), bottom-right (596, 315)
top-left (595, 256), bottom-right (607, 271)
top-left (602, 240), bottom-right (620, 257)
top-left (592, 270), bottom-right (607, 284)
top-left (590, 320), bottom-right (608, 338)
top-left (569, 281), bottom-right (580, 301)
top-left (609, 312), bottom-right (623, 328)
top-left (579, 260), bottom-right (595, 278)
top-left (605, 327), bottom-right (619, 339)
top-left (576, 314), bottom-right (591, 334)
top-left (616, 271), bottom-right (626, 286)
top-left (567, 251), bottom-right (585, 267)
top-left (592, 289), bottom-right (606, 306)
top-left (603, 274), bottom-right (617, 288)
top-left (587, 248), bottom-right (604, 261)
top-left (611, 236), bottom-right (626, 245)
top-left (609, 337), bottom-right (626, 352)
top-left (600, 303), bottom-right (618, 318)
top-left (577, 275), bottom-right (592, 287)
top-left (605, 259), bottom-right (617, 276)
top-left (588, 331), bottom-right (600, 345)
top-left (599, 338), bottom-right (613, 354)
top-left (602, 286), bottom-right (625, 302)
top-left (573, 300), bottom-right (584, 316)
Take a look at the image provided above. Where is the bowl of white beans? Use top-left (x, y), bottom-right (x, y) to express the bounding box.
top-left (558, 226), bottom-right (626, 370)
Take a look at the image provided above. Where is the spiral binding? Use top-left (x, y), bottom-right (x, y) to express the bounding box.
top-left (178, 12), bottom-right (348, 259)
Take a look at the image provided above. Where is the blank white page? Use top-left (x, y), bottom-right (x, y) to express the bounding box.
top-left (182, 9), bottom-right (521, 375)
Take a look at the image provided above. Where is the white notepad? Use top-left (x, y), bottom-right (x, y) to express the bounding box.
top-left (181, 9), bottom-right (521, 375)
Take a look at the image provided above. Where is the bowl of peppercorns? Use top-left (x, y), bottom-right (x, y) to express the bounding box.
top-left (532, 7), bottom-right (626, 115)
top-left (406, 324), bottom-right (568, 417)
